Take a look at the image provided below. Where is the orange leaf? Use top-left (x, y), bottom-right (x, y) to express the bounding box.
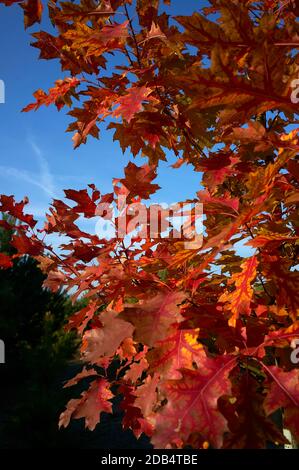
top-left (219, 256), bottom-right (258, 327)
top-left (113, 86), bottom-right (153, 122)
top-left (22, 77), bottom-right (80, 112)
top-left (21, 0), bottom-right (43, 28)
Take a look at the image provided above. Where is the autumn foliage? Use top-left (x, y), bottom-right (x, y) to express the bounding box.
top-left (1, 0), bottom-right (299, 449)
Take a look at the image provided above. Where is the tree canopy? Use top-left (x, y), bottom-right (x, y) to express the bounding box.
top-left (0, 0), bottom-right (299, 449)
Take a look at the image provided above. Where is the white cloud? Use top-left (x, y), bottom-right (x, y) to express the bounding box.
top-left (0, 138), bottom-right (57, 198)
top-left (0, 165), bottom-right (54, 197)
top-left (27, 138), bottom-right (56, 197)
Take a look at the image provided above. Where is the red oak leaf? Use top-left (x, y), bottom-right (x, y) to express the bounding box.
top-left (262, 258), bottom-right (299, 321)
top-left (81, 310), bottom-right (135, 364)
top-left (119, 384), bottom-right (154, 439)
top-left (135, 373), bottom-right (160, 418)
top-left (124, 357), bottom-right (149, 383)
top-left (221, 373), bottom-right (287, 448)
top-left (117, 338), bottom-right (137, 361)
top-left (151, 353), bottom-right (236, 448)
top-left (2, 0), bottom-right (299, 449)
top-left (219, 256), bottom-right (258, 327)
top-left (147, 328), bottom-right (203, 379)
top-left (197, 190), bottom-right (239, 214)
top-left (139, 22), bottom-right (167, 44)
top-left (264, 366), bottom-right (299, 442)
top-left (100, 21), bottom-right (129, 42)
top-left (43, 270), bottom-right (65, 292)
top-left (66, 301), bottom-right (99, 335)
top-left (59, 378), bottom-right (113, 430)
top-left (114, 162), bottom-right (160, 200)
top-left (113, 86), bottom-right (153, 122)
top-left (22, 77), bottom-right (80, 112)
top-left (64, 188), bottom-right (99, 218)
top-left (21, 0), bottom-right (43, 28)
top-left (0, 195), bottom-right (36, 228)
top-left (11, 233), bottom-right (43, 256)
top-left (63, 367), bottom-right (98, 388)
top-left (122, 291), bottom-right (185, 347)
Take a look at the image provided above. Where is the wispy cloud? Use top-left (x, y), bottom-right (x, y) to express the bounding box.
top-left (0, 138), bottom-right (56, 198)
top-left (27, 138), bottom-right (56, 197)
top-left (0, 165), bottom-right (55, 197)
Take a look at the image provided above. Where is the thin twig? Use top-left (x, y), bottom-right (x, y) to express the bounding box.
top-left (107, 16), bottom-right (135, 67)
top-left (267, 111), bottom-right (281, 132)
top-left (124, 4), bottom-right (141, 67)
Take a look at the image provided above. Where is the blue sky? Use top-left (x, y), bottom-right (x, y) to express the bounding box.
top-left (0, 1), bottom-right (204, 221)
